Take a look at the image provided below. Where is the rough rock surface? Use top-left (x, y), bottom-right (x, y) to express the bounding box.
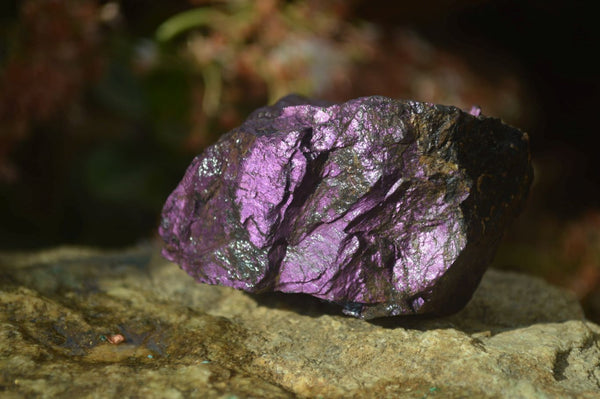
top-left (1, 246), bottom-right (599, 398)
top-left (160, 95), bottom-right (533, 319)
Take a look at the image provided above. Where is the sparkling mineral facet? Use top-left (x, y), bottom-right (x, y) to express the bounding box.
top-left (159, 95), bottom-right (533, 319)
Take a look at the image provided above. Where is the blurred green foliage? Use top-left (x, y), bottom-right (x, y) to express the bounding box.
top-left (0, 0), bottom-right (372, 248)
top-left (1, 0), bottom-right (186, 247)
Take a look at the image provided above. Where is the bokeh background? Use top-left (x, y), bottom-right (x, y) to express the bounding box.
top-left (1, 0), bottom-right (599, 320)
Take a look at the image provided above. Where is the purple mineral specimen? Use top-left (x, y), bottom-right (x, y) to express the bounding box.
top-left (159, 95), bottom-right (532, 319)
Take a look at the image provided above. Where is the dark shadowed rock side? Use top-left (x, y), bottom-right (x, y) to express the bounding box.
top-left (160, 95), bottom-right (533, 319)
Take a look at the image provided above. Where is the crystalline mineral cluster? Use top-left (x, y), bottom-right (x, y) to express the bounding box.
top-left (159, 95), bottom-right (532, 319)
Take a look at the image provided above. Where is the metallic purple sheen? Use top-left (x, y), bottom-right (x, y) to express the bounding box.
top-left (159, 95), bottom-right (532, 319)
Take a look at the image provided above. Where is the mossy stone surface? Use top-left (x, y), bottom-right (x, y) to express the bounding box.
top-left (1, 246), bottom-right (599, 398)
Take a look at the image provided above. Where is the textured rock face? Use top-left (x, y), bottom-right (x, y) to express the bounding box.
top-left (160, 95), bottom-right (533, 318)
top-left (1, 247), bottom-right (599, 399)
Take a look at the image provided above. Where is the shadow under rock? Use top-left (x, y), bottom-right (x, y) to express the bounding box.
top-left (247, 291), bottom-right (346, 318)
top-left (247, 291), bottom-right (470, 331)
top-left (247, 269), bottom-right (585, 335)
